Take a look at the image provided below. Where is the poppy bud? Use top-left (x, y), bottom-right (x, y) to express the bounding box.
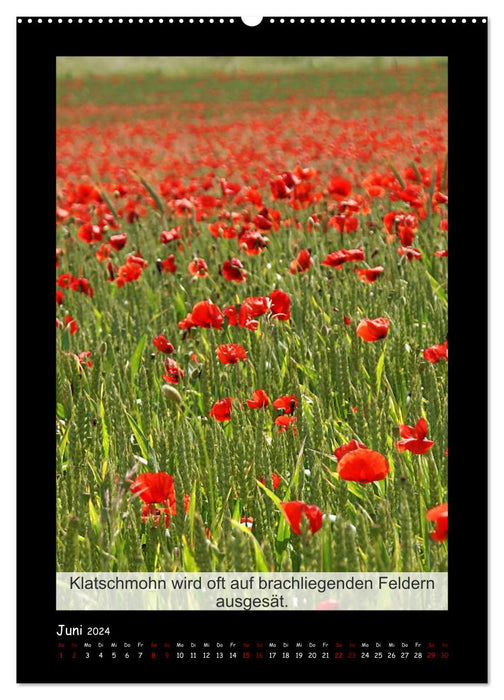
top-left (161, 384), bottom-right (182, 404)
top-left (320, 324), bottom-right (330, 337)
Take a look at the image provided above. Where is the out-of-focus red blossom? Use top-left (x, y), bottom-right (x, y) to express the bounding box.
top-left (239, 230), bottom-right (269, 255)
top-left (161, 254), bottom-right (177, 274)
top-left (356, 317), bottom-right (390, 342)
top-left (383, 212), bottom-right (418, 244)
top-left (280, 501), bottom-right (323, 535)
top-left (289, 248), bottom-right (313, 274)
top-left (434, 249), bottom-right (448, 257)
top-left (337, 448), bottom-right (390, 483)
top-left (67, 350), bottom-right (92, 368)
top-left (162, 357), bottom-right (184, 385)
top-left (115, 260), bottom-right (144, 287)
top-left (269, 289), bottom-right (291, 321)
top-left (209, 397), bottom-right (233, 422)
top-left (57, 315), bottom-right (79, 335)
top-left (188, 257), bottom-right (209, 277)
top-left (328, 213), bottom-right (359, 234)
top-left (398, 246), bottom-right (422, 261)
top-left (109, 233), bottom-right (127, 251)
top-left (344, 316), bottom-right (351, 326)
top-left (275, 415), bottom-right (297, 434)
top-left (240, 517), bottom-right (254, 530)
top-left (253, 207), bottom-right (276, 231)
top-left (396, 417), bottom-right (434, 454)
top-left (333, 439), bottom-right (367, 461)
top-left (355, 266), bottom-right (384, 283)
top-left (426, 503), bottom-right (448, 542)
top-left (432, 192), bottom-right (448, 206)
top-left (222, 258), bottom-right (248, 283)
top-left (246, 389), bottom-right (269, 409)
top-left (322, 248), bottom-right (365, 269)
top-left (273, 395), bottom-right (297, 415)
top-left (161, 228), bottom-right (182, 244)
top-left (77, 223), bottom-right (102, 244)
top-left (444, 447), bottom-right (449, 456)
top-left (56, 289), bottom-right (64, 305)
top-left (216, 343), bottom-right (247, 365)
top-left (96, 243), bottom-right (111, 262)
top-left (152, 334), bottom-right (174, 354)
top-left (328, 176), bottom-right (352, 199)
top-left (179, 300), bottom-right (224, 331)
top-left (56, 273), bottom-right (93, 298)
top-left (259, 473), bottom-right (282, 490)
top-left (423, 340), bottom-right (448, 363)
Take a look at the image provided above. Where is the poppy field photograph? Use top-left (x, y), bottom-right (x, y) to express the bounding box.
top-left (56, 55), bottom-right (448, 575)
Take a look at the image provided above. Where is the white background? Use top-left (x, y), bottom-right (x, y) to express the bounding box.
top-left (1, 1), bottom-right (501, 698)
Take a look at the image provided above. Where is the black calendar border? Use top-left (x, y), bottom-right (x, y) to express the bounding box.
top-left (17, 17), bottom-right (488, 684)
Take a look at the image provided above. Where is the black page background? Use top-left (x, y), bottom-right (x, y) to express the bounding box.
top-left (16, 16), bottom-right (487, 683)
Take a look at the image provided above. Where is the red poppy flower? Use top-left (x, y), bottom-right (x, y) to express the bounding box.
top-left (426, 503), bottom-right (448, 542)
top-left (222, 258), bottom-right (248, 283)
top-left (280, 501), bottom-right (323, 535)
top-left (355, 266), bottom-right (384, 283)
top-left (188, 257), bottom-right (209, 278)
top-left (273, 395), bottom-right (297, 415)
top-left (216, 343), bottom-right (247, 365)
top-left (109, 232), bottom-right (127, 251)
top-left (322, 248), bottom-right (365, 269)
top-left (396, 417), bottom-right (434, 454)
top-left (130, 471), bottom-right (176, 508)
top-left (344, 316), bottom-right (351, 326)
top-left (328, 176), bottom-right (352, 199)
top-left (275, 415), bottom-right (297, 434)
top-left (434, 249), bottom-right (448, 257)
top-left (115, 261), bottom-right (143, 287)
top-left (161, 228), bottom-right (182, 244)
top-left (185, 301), bottom-right (224, 330)
top-left (398, 246), bottom-right (422, 261)
top-left (356, 317), bottom-right (390, 341)
top-left (259, 473), bottom-right (282, 490)
top-left (333, 439), bottom-right (367, 461)
top-left (246, 389), bottom-right (269, 409)
top-left (289, 248), bottom-right (313, 274)
top-left (57, 315), bottom-right (79, 335)
top-left (337, 448), bottom-right (390, 483)
top-left (209, 397), bottom-right (233, 422)
top-left (56, 289), bottom-right (64, 306)
top-left (161, 254), bottom-right (177, 274)
top-left (162, 358), bottom-right (184, 384)
top-left (423, 340), bottom-right (448, 363)
top-left (67, 350), bottom-right (92, 369)
top-left (69, 277), bottom-right (94, 298)
top-left (269, 289), bottom-right (291, 321)
top-left (153, 334), bottom-right (174, 354)
top-left (77, 222), bottom-right (102, 244)
top-left (239, 230), bottom-right (269, 255)
top-left (95, 243), bottom-right (111, 262)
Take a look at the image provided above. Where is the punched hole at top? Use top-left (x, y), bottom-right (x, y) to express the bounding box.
top-left (241, 17), bottom-right (263, 27)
